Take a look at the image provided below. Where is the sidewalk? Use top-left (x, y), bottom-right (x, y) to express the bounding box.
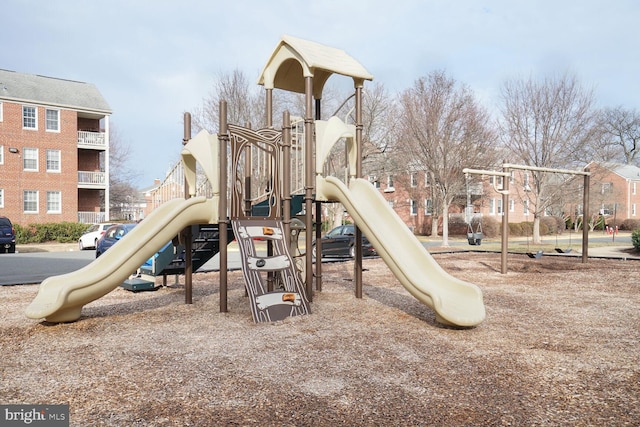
top-left (16, 242), bottom-right (78, 253)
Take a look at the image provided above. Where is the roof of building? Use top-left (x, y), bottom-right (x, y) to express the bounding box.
top-left (596, 162), bottom-right (640, 180)
top-left (0, 69), bottom-right (111, 114)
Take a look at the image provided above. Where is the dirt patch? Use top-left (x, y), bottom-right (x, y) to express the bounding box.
top-left (1, 253), bottom-right (639, 426)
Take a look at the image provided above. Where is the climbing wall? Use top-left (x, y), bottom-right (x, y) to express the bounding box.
top-left (232, 218), bottom-right (310, 322)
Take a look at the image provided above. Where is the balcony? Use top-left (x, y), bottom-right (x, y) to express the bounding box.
top-left (78, 211), bottom-right (106, 224)
top-left (78, 171), bottom-right (106, 189)
top-left (77, 131), bottom-right (106, 149)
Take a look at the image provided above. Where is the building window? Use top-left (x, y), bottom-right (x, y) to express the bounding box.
top-left (46, 149), bottom-right (61, 172)
top-left (523, 172), bottom-right (531, 191)
top-left (0, 101), bottom-right (3, 122)
top-left (46, 109), bottom-right (60, 132)
top-left (0, 189), bottom-right (4, 208)
top-left (489, 198), bottom-right (504, 214)
top-left (22, 105), bottom-right (37, 129)
top-left (632, 204), bottom-right (636, 216)
top-left (633, 182), bottom-right (637, 196)
top-left (23, 148), bottom-right (38, 171)
top-left (47, 191), bottom-right (61, 213)
top-left (368, 175), bottom-right (380, 189)
top-left (425, 172), bottom-right (430, 186)
top-left (524, 199), bottom-right (529, 215)
top-left (410, 173), bottom-right (417, 188)
top-left (0, 145), bottom-right (3, 165)
top-left (387, 200), bottom-right (394, 209)
top-left (410, 199), bottom-right (418, 216)
top-left (509, 199), bottom-right (515, 212)
top-left (384, 175), bottom-right (395, 192)
top-left (601, 182), bottom-right (612, 194)
top-left (24, 190), bottom-right (38, 213)
top-left (425, 198), bottom-right (432, 215)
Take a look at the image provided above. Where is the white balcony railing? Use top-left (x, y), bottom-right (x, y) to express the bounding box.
top-left (77, 131), bottom-right (106, 149)
top-left (78, 171), bottom-right (106, 187)
top-left (78, 211), bottom-right (106, 224)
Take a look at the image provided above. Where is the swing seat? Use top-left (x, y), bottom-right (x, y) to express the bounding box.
top-left (554, 248), bottom-right (572, 254)
top-left (526, 250), bottom-right (544, 259)
top-left (473, 232), bottom-right (483, 246)
top-left (467, 232), bottom-right (483, 246)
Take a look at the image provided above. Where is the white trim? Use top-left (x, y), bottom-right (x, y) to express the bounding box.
top-left (46, 149), bottom-right (61, 172)
top-left (22, 105), bottom-right (38, 130)
top-left (410, 199), bottom-right (417, 216)
top-left (23, 147), bottom-right (38, 171)
top-left (45, 108), bottom-right (60, 133)
top-left (46, 191), bottom-right (62, 213)
top-left (23, 190), bottom-right (39, 213)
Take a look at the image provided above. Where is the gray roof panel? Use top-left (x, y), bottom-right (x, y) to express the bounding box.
top-left (0, 69), bottom-right (111, 114)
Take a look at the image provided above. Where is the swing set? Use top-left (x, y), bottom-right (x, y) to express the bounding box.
top-left (463, 164), bottom-right (591, 274)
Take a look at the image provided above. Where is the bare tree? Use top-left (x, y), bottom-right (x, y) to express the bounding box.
top-left (318, 81), bottom-right (401, 228)
top-left (498, 73), bottom-right (597, 243)
top-left (108, 125), bottom-right (141, 219)
top-left (597, 106), bottom-right (640, 165)
top-left (398, 70), bottom-right (497, 246)
top-left (192, 69), bottom-right (264, 132)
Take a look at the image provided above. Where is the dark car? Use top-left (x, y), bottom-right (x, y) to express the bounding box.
top-left (0, 216), bottom-right (16, 254)
top-left (312, 224), bottom-right (377, 259)
top-left (95, 223), bottom-right (137, 258)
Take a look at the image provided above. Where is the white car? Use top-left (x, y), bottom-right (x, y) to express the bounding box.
top-left (78, 223), bottom-right (116, 250)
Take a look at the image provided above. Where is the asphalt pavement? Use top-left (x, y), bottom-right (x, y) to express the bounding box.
top-left (1, 232), bottom-right (637, 286)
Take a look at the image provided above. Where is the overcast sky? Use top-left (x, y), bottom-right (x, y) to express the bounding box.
top-left (4, 0), bottom-right (639, 187)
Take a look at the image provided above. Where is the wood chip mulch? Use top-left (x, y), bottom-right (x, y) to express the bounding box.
top-left (1, 252), bottom-right (638, 426)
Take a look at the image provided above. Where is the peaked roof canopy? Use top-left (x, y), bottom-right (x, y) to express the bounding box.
top-left (257, 35), bottom-right (373, 98)
top-left (0, 69), bottom-right (111, 115)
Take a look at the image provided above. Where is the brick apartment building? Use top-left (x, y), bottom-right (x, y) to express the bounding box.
top-left (0, 69), bottom-right (111, 226)
top-left (587, 162), bottom-right (640, 221)
top-left (370, 162), bottom-right (640, 235)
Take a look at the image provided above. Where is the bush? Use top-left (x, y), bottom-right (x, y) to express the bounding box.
top-left (14, 222), bottom-right (90, 244)
top-left (632, 229), bottom-right (640, 252)
top-left (479, 216), bottom-right (500, 238)
top-left (509, 222), bottom-right (523, 236)
top-left (621, 219), bottom-right (640, 231)
top-left (447, 215), bottom-right (468, 237)
top-left (541, 216), bottom-right (560, 235)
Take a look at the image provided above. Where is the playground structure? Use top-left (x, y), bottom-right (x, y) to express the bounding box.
top-left (26, 35), bottom-right (486, 327)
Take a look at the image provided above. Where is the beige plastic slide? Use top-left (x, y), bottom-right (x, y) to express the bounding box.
top-left (317, 176), bottom-right (486, 327)
top-left (25, 196), bottom-right (218, 323)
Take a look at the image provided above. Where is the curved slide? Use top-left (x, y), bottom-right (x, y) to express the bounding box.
top-left (26, 196), bottom-right (218, 323)
top-left (317, 176), bottom-right (486, 327)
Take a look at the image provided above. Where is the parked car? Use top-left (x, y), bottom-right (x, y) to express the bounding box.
top-left (95, 223), bottom-right (137, 258)
top-left (78, 223), bottom-right (116, 250)
top-left (312, 224), bottom-right (377, 259)
top-left (0, 216), bottom-right (16, 254)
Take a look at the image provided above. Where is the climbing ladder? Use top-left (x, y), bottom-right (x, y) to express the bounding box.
top-left (232, 218), bottom-right (310, 323)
